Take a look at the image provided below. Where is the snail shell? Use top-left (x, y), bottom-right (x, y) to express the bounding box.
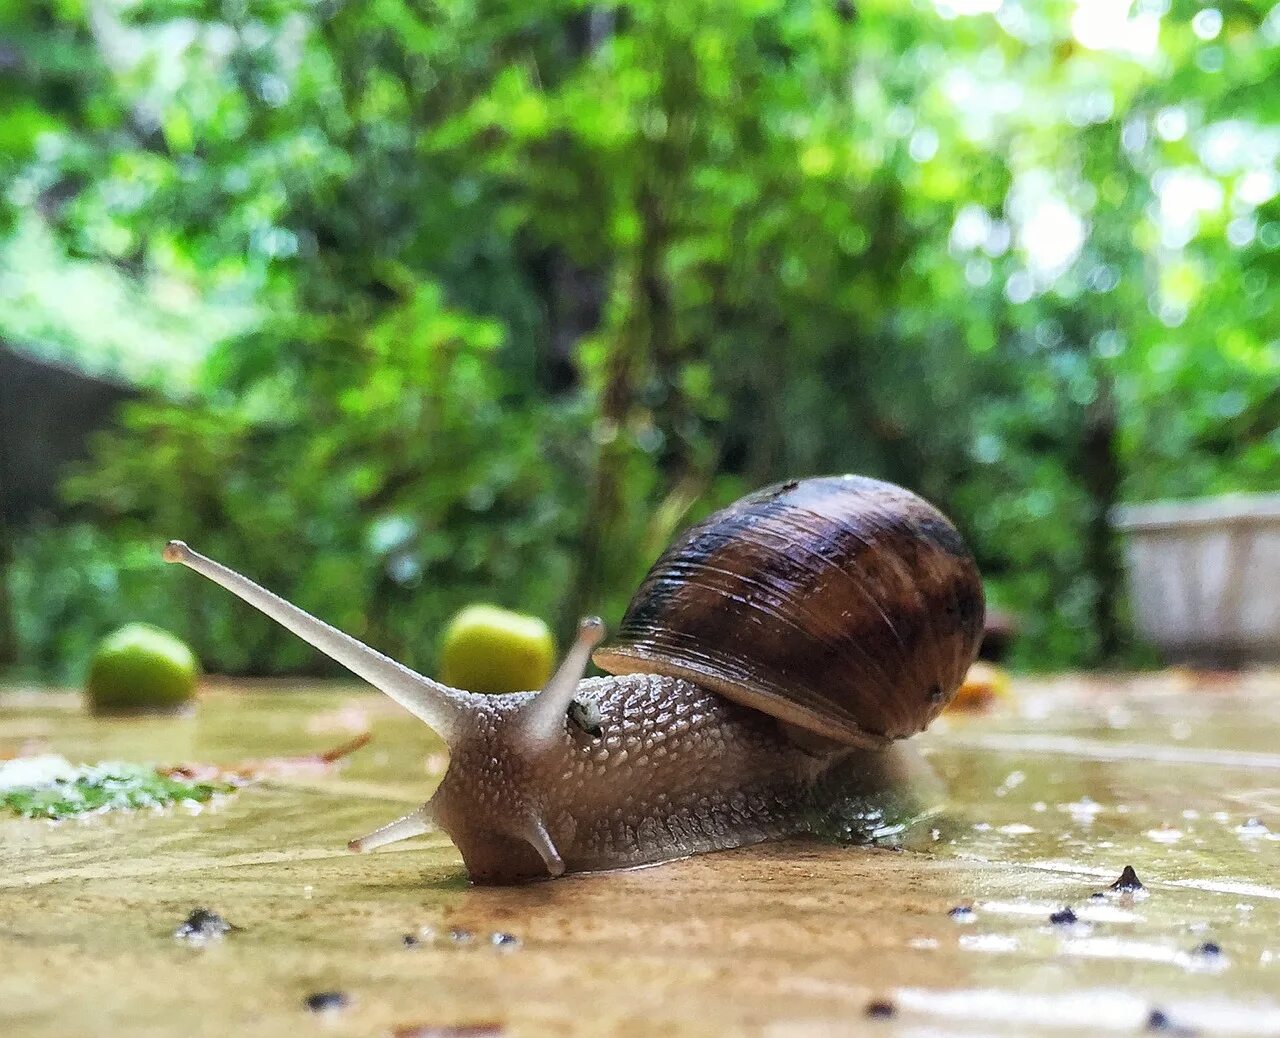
top-left (593, 475), bottom-right (985, 747)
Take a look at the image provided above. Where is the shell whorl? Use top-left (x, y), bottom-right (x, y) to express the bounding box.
top-left (592, 475), bottom-right (985, 747)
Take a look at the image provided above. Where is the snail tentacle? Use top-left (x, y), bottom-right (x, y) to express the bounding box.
top-left (162, 540), bottom-right (479, 742)
top-left (515, 616), bottom-right (605, 753)
top-left (521, 815), bottom-right (566, 877)
top-left (348, 805), bottom-right (435, 853)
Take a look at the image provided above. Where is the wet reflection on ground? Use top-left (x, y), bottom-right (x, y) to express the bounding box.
top-left (1, 671), bottom-right (1278, 1036)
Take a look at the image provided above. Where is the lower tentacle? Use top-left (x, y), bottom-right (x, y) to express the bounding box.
top-left (348, 805), bottom-right (435, 853)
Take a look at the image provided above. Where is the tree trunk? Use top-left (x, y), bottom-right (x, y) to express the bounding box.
top-left (1079, 374), bottom-right (1124, 662)
top-left (0, 525), bottom-right (15, 669)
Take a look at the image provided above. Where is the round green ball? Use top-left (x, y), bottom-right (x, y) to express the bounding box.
top-left (86, 623), bottom-right (199, 713)
top-left (438, 605), bottom-right (556, 694)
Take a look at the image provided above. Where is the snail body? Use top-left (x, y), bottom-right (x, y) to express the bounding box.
top-left (430, 675), bottom-right (828, 883)
top-left (164, 475), bottom-right (983, 884)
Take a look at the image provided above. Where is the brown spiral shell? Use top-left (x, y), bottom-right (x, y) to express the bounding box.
top-left (592, 475), bottom-right (985, 748)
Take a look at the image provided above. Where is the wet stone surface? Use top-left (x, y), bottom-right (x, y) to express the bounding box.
top-left (1, 671), bottom-right (1279, 1036)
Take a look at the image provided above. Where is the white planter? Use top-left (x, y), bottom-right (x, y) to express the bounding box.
top-left (1113, 493), bottom-right (1280, 664)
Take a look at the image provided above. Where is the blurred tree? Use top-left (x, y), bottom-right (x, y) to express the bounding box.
top-left (1, 0), bottom-right (1277, 679)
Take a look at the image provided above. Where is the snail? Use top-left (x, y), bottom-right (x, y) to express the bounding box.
top-left (163, 474), bottom-right (983, 883)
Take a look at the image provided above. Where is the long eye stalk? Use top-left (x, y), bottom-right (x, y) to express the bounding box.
top-left (166, 541), bottom-right (607, 874)
top-left (162, 540), bottom-right (477, 741)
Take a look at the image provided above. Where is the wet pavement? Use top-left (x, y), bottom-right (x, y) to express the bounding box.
top-left (1, 670), bottom-right (1278, 1036)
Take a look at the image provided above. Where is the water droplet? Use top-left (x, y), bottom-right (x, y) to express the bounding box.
top-left (1064, 797), bottom-right (1103, 825)
top-left (959, 933), bottom-right (1020, 952)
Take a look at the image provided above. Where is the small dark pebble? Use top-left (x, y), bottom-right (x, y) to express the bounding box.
top-left (864, 1000), bottom-right (896, 1019)
top-left (1193, 941), bottom-right (1222, 957)
top-left (173, 908), bottom-right (234, 943)
top-left (489, 932), bottom-right (520, 949)
top-left (303, 991), bottom-right (349, 1013)
top-left (947, 905), bottom-right (975, 922)
top-left (1049, 907), bottom-right (1078, 926)
top-left (448, 928), bottom-right (475, 944)
top-left (1108, 865), bottom-right (1146, 894)
top-left (402, 933), bottom-right (421, 947)
top-left (1147, 1008), bottom-right (1197, 1035)
top-left (1088, 891), bottom-right (1107, 901)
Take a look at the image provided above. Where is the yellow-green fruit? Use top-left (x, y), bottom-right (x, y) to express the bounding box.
top-left (86, 624), bottom-right (199, 713)
top-left (438, 605), bottom-right (556, 694)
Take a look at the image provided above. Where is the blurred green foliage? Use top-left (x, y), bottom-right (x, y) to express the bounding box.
top-left (2, 0), bottom-right (1277, 680)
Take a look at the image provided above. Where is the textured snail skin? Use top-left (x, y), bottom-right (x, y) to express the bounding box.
top-left (397, 672), bottom-right (932, 884)
top-left (161, 474), bottom-right (980, 884)
top-left (434, 674), bottom-right (831, 882)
